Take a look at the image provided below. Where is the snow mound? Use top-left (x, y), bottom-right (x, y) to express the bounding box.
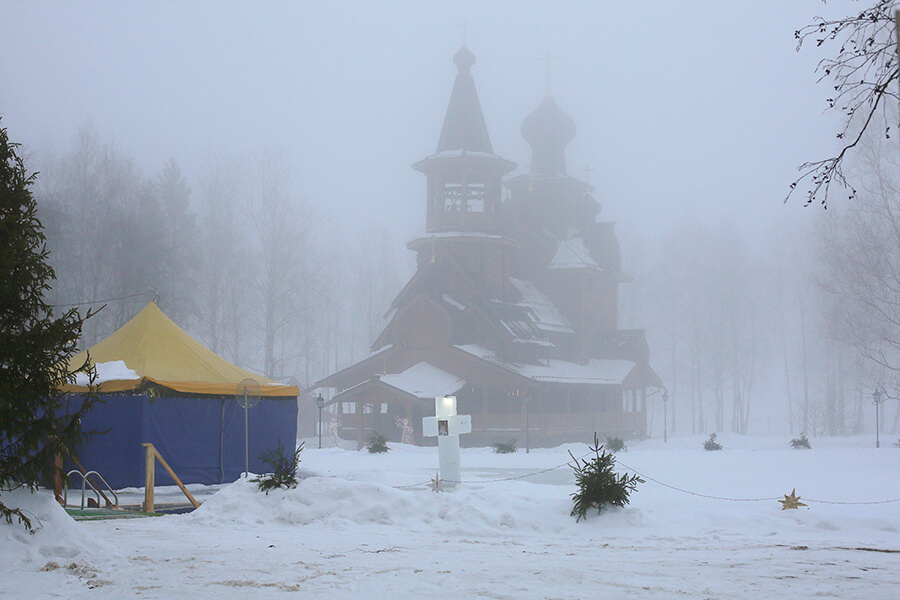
top-left (0, 488), bottom-right (109, 569)
top-left (188, 475), bottom-right (625, 536)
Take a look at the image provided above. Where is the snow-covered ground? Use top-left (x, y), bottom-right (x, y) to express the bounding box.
top-left (2, 434), bottom-right (899, 599)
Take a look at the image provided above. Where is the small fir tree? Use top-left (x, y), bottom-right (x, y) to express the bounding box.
top-left (703, 432), bottom-right (723, 451)
top-left (605, 436), bottom-right (626, 453)
top-left (569, 433), bottom-right (644, 522)
top-left (255, 439), bottom-right (303, 493)
top-left (790, 433), bottom-right (811, 449)
top-left (366, 432), bottom-right (390, 453)
top-left (492, 439), bottom-right (517, 454)
top-left (0, 120), bottom-right (97, 529)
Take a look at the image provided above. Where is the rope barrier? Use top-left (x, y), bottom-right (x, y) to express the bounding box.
top-left (393, 451), bottom-right (900, 505)
top-left (801, 497), bottom-right (900, 506)
top-left (463, 451), bottom-right (591, 484)
top-left (393, 451), bottom-right (591, 489)
top-left (615, 459), bottom-right (780, 502)
top-left (615, 459), bottom-right (900, 505)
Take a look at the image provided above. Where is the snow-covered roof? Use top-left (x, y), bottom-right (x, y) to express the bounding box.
top-left (495, 316), bottom-right (555, 347)
top-left (508, 278), bottom-right (574, 334)
top-left (548, 237), bottom-right (599, 270)
top-left (456, 345), bottom-right (635, 385)
top-left (378, 362), bottom-right (466, 399)
top-left (442, 293), bottom-right (466, 311)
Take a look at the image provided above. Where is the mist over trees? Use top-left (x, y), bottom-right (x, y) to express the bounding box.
top-left (621, 207), bottom-right (882, 439)
top-left (815, 111), bottom-right (900, 435)
top-left (26, 114), bottom-right (900, 439)
top-left (34, 123), bottom-right (401, 392)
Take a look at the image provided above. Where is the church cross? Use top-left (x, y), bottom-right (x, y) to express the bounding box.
top-left (461, 20), bottom-right (469, 45)
top-left (538, 51), bottom-right (559, 95)
top-left (583, 164), bottom-right (593, 185)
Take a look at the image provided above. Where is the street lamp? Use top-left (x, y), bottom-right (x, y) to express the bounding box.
top-left (316, 394), bottom-right (326, 449)
top-left (873, 388), bottom-right (884, 448)
top-left (524, 393), bottom-right (531, 454)
top-left (662, 389), bottom-right (669, 444)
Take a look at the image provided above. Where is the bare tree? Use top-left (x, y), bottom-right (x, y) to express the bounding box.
top-left (791, 0), bottom-right (900, 207)
top-left (247, 150), bottom-right (324, 381)
top-left (196, 152), bottom-right (252, 364)
top-left (37, 122), bottom-right (172, 346)
top-left (154, 159), bottom-right (200, 326)
top-left (815, 112), bottom-right (900, 429)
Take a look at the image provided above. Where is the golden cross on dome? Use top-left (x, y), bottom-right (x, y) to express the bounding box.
top-left (538, 51), bottom-right (559, 95)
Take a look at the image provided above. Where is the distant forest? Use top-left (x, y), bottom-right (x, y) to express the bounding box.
top-left (31, 121), bottom-right (900, 439)
top-left (34, 122), bottom-right (401, 391)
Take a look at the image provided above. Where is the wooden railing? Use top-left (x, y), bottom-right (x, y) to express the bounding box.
top-left (142, 443), bottom-right (200, 513)
top-left (335, 411), bottom-right (646, 440)
top-left (474, 412), bottom-right (645, 435)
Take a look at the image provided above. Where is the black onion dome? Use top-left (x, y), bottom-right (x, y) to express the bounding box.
top-left (521, 94), bottom-right (576, 175)
top-left (453, 44), bottom-right (476, 72)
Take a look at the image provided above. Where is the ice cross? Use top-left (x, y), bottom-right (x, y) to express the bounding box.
top-left (422, 395), bottom-right (471, 487)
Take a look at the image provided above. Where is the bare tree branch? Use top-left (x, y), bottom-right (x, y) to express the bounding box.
top-left (790, 0), bottom-right (900, 207)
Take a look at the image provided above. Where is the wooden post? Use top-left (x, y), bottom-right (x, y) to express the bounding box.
top-left (53, 451), bottom-right (64, 504)
top-left (142, 443), bottom-right (155, 513)
top-left (142, 442), bottom-right (200, 513)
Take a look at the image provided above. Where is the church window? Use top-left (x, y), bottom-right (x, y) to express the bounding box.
top-left (443, 182), bottom-right (462, 212)
top-left (466, 181), bottom-right (485, 212)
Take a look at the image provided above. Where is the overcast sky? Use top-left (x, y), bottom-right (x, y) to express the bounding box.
top-left (0, 1), bottom-right (853, 257)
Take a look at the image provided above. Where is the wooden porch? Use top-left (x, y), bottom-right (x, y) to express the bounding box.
top-left (326, 408), bottom-right (646, 449)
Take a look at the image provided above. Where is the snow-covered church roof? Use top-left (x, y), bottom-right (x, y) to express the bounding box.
top-left (456, 345), bottom-right (635, 385)
top-left (548, 237), bottom-right (599, 270)
top-left (508, 278), bottom-right (573, 334)
top-left (378, 363), bottom-right (467, 399)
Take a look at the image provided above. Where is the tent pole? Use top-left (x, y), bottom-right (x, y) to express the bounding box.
top-left (244, 389), bottom-right (249, 478)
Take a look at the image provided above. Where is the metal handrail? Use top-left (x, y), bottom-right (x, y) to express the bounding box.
top-left (64, 469), bottom-right (118, 509)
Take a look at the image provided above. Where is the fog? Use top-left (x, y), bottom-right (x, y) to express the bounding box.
top-left (3, 1), bottom-right (892, 438)
top-left (2, 1), bottom-right (843, 239)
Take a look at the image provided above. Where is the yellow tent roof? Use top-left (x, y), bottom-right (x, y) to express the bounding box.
top-left (64, 302), bottom-right (299, 398)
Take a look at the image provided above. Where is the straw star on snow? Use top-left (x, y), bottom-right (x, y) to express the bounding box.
top-left (430, 472), bottom-right (444, 493)
top-left (780, 489), bottom-right (807, 510)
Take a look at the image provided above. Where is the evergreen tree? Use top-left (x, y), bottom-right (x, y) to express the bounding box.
top-left (366, 432), bottom-right (390, 454)
top-left (0, 120), bottom-right (97, 529)
top-left (569, 434), bottom-right (643, 522)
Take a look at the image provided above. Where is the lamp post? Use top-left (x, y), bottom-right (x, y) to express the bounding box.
top-left (524, 393), bottom-right (531, 454)
top-left (873, 388), bottom-right (884, 448)
top-left (316, 394), bottom-right (325, 449)
top-left (662, 389), bottom-right (668, 444)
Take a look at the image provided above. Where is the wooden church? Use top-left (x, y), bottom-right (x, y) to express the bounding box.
top-left (316, 45), bottom-right (661, 448)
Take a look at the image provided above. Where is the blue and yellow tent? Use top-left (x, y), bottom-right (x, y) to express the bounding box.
top-left (63, 303), bottom-right (299, 488)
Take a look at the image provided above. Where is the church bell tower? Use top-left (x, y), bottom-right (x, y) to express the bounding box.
top-left (412, 45), bottom-right (516, 235)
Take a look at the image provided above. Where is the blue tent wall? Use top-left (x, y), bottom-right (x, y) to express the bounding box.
top-left (67, 395), bottom-right (298, 489)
